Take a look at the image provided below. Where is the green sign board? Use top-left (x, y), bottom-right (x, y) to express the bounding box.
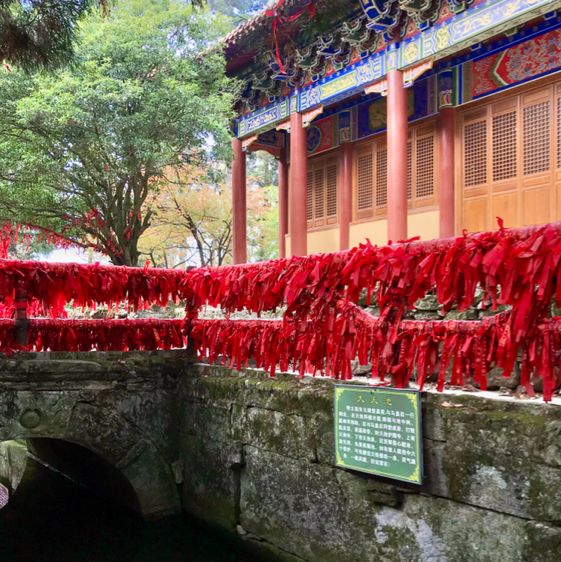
top-left (334, 385), bottom-right (423, 484)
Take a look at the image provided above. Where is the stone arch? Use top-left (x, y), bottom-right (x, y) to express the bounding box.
top-left (0, 391), bottom-right (180, 518)
top-left (1, 437), bottom-right (143, 515)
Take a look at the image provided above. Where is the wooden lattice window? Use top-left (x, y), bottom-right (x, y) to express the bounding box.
top-left (464, 120), bottom-right (488, 187)
top-left (354, 123), bottom-right (437, 219)
top-left (314, 168), bottom-right (325, 219)
top-left (523, 100), bottom-right (550, 175)
top-left (407, 142), bottom-right (413, 200)
top-left (415, 135), bottom-right (435, 199)
top-left (306, 170), bottom-right (313, 221)
top-left (326, 163), bottom-right (337, 217)
top-left (406, 126), bottom-right (437, 207)
top-left (375, 147), bottom-right (388, 207)
top-left (356, 152), bottom-right (373, 212)
top-left (557, 95), bottom-right (561, 168)
top-left (307, 157), bottom-right (337, 227)
top-left (492, 111), bottom-right (517, 181)
top-left (355, 141), bottom-right (388, 219)
top-left (460, 78), bottom-right (561, 234)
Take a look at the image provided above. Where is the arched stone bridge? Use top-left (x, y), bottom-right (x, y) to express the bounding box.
top-left (0, 350), bottom-right (188, 518)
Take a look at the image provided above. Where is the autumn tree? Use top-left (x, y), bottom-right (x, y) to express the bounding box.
top-left (140, 157), bottom-right (278, 268)
top-left (0, 0), bottom-right (236, 265)
top-left (140, 165), bottom-right (233, 268)
top-left (246, 151), bottom-right (278, 262)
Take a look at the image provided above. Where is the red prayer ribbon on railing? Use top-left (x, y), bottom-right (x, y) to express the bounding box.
top-left (0, 318), bottom-right (186, 353)
top-left (0, 259), bottom-right (188, 314)
top-left (188, 311), bottom-right (561, 402)
top-left (0, 312), bottom-right (558, 400)
top-left (1, 222), bottom-right (561, 401)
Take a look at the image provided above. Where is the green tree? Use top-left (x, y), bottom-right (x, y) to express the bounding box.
top-left (0, 0), bottom-right (237, 265)
top-left (0, 0), bottom-right (209, 71)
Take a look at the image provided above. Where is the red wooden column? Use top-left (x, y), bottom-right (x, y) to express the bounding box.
top-left (438, 107), bottom-right (455, 237)
top-left (289, 112), bottom-right (308, 256)
top-left (231, 137), bottom-right (247, 264)
top-left (387, 69), bottom-right (408, 242)
top-left (339, 142), bottom-right (353, 250)
top-left (278, 148), bottom-right (289, 258)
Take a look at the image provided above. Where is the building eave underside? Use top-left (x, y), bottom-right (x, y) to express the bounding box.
top-left (224, 0), bottom-right (357, 76)
top-left (224, 0), bottom-right (477, 77)
top-left (227, 0), bottom-right (479, 117)
top-left (233, 0), bottom-right (561, 139)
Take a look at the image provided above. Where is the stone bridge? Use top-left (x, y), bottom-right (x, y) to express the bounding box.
top-left (2, 351), bottom-right (561, 561)
top-left (0, 351), bottom-right (186, 518)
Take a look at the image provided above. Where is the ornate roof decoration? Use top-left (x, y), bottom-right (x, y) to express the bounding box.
top-left (359, 0), bottom-right (468, 34)
top-left (230, 0), bottom-right (474, 114)
top-left (359, 0), bottom-right (402, 35)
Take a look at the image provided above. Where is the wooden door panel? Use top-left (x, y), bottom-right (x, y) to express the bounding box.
top-left (355, 147), bottom-right (374, 219)
top-left (491, 192), bottom-right (518, 229)
top-left (463, 197), bottom-right (488, 233)
top-left (522, 87), bottom-right (552, 106)
top-left (463, 185), bottom-right (488, 198)
top-left (521, 173), bottom-right (553, 189)
top-left (490, 96), bottom-right (518, 115)
top-left (491, 179), bottom-right (518, 193)
top-left (491, 108), bottom-right (517, 192)
top-left (463, 107), bottom-right (488, 123)
top-left (521, 188), bottom-right (550, 226)
top-left (459, 77), bottom-right (561, 233)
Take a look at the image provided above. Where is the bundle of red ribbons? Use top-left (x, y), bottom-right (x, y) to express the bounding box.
top-left (189, 311), bottom-right (561, 402)
top-left (2, 222), bottom-right (560, 324)
top-left (0, 319), bottom-right (186, 352)
top-left (1, 222), bottom-right (78, 260)
top-left (0, 259), bottom-right (187, 314)
top-left (0, 311), bottom-right (558, 400)
top-left (1, 222), bottom-right (561, 400)
top-left (185, 222), bottom-right (561, 339)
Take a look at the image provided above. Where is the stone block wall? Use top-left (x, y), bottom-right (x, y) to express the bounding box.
top-left (178, 364), bottom-right (561, 562)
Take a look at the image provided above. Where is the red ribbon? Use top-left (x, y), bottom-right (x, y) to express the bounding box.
top-left (265, 0), bottom-right (316, 74)
top-left (184, 310), bottom-right (561, 401)
top-left (0, 318), bottom-right (186, 353)
top-left (1, 222), bottom-right (84, 260)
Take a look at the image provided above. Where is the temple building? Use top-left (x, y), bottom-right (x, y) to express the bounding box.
top-left (224, 0), bottom-right (561, 262)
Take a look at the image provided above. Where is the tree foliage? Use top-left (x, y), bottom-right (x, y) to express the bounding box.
top-left (0, 0), bottom-right (237, 265)
top-left (246, 152), bottom-right (278, 262)
top-left (140, 164), bottom-right (233, 268)
top-left (0, 0), bottom-right (99, 71)
top-left (0, 1), bottom-right (211, 70)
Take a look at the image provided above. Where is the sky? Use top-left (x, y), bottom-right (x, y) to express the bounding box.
top-left (40, 248), bottom-right (110, 265)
